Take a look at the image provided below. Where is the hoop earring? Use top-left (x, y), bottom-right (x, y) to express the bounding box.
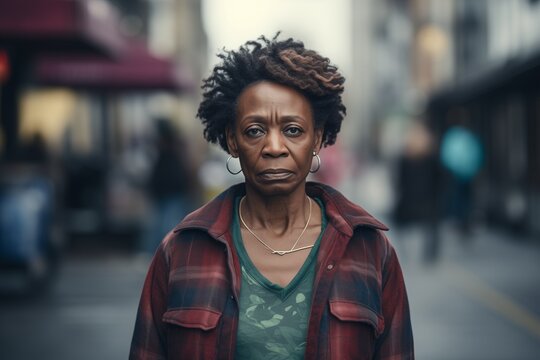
top-left (226, 155), bottom-right (242, 175)
top-left (310, 152), bottom-right (321, 173)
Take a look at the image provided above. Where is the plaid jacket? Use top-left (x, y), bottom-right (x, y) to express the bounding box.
top-left (130, 182), bottom-right (414, 360)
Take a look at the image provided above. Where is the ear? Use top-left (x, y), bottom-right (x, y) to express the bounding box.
top-left (313, 128), bottom-right (323, 153)
top-left (226, 125), bottom-right (239, 157)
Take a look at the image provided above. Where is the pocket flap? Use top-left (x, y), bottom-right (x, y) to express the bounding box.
top-left (329, 300), bottom-right (385, 336)
top-left (162, 308), bottom-right (222, 331)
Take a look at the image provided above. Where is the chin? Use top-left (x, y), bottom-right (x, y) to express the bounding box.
top-left (249, 179), bottom-right (305, 198)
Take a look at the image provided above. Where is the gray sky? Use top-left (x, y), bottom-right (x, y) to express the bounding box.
top-left (202, 0), bottom-right (352, 77)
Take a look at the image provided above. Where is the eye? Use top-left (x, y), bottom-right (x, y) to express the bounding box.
top-left (284, 126), bottom-right (303, 137)
top-left (245, 127), bottom-right (264, 138)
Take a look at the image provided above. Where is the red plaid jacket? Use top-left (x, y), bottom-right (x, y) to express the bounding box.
top-left (130, 182), bottom-right (414, 359)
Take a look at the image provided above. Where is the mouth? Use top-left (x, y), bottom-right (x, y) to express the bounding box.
top-left (257, 169), bottom-right (294, 181)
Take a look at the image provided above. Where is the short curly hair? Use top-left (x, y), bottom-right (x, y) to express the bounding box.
top-left (197, 34), bottom-right (346, 153)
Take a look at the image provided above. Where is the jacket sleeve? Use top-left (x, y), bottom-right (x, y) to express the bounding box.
top-left (374, 236), bottom-right (415, 359)
top-left (129, 243), bottom-right (170, 360)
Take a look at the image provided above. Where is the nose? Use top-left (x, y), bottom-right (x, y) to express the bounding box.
top-left (262, 129), bottom-right (288, 158)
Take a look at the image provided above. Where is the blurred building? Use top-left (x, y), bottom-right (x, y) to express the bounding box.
top-left (349, 0), bottom-right (414, 159)
top-left (0, 0), bottom-right (207, 247)
top-left (425, 0), bottom-right (540, 237)
top-left (359, 0), bottom-right (540, 237)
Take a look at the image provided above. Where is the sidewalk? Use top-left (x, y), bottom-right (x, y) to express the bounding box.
top-left (393, 224), bottom-right (540, 360)
top-left (0, 253), bottom-right (150, 360)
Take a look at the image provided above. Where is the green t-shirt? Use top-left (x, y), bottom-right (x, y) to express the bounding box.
top-left (232, 197), bottom-right (326, 360)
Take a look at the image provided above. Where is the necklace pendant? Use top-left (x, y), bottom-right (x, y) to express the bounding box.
top-left (272, 250), bottom-right (288, 256)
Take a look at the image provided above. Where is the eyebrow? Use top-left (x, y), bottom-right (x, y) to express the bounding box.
top-left (281, 115), bottom-right (306, 122)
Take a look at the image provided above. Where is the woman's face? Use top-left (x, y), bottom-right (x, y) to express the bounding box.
top-left (226, 81), bottom-right (322, 196)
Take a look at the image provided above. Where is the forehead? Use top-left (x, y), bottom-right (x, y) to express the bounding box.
top-left (236, 81), bottom-right (312, 117)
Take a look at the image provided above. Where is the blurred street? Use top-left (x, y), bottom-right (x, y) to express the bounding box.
top-left (0, 252), bottom-right (149, 360)
top-left (2, 0), bottom-right (540, 359)
top-left (395, 225), bottom-right (540, 360)
top-left (1, 224), bottom-right (539, 360)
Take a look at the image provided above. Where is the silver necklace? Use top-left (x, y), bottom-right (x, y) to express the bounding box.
top-left (239, 196), bottom-right (313, 256)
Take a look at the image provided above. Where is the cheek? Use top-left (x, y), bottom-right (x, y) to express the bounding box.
top-left (237, 146), bottom-right (261, 168)
top-left (292, 148), bottom-right (314, 170)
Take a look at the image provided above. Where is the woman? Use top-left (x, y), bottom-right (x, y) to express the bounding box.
top-left (130, 35), bottom-right (414, 360)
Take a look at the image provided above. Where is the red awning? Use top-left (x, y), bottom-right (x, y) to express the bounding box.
top-left (34, 38), bottom-right (194, 91)
top-left (0, 0), bottom-right (125, 57)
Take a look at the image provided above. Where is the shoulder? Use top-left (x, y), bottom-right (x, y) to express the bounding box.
top-left (308, 181), bottom-right (394, 263)
top-left (348, 224), bottom-right (394, 266)
top-left (156, 227), bottom-right (228, 276)
top-left (172, 183), bottom-right (245, 236)
top-left (307, 182), bottom-right (388, 235)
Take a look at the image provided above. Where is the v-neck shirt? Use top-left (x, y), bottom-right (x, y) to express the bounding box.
top-left (232, 196), bottom-right (326, 360)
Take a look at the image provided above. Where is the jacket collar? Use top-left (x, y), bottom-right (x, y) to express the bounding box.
top-left (173, 182), bottom-right (388, 239)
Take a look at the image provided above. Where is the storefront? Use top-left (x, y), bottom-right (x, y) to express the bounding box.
top-left (427, 48), bottom-right (540, 236)
top-left (0, 0), bottom-right (126, 159)
top-left (28, 37), bottom-right (192, 242)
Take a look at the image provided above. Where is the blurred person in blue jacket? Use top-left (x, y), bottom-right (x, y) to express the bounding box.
top-left (440, 113), bottom-right (483, 236)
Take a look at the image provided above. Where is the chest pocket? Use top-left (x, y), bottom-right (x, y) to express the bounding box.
top-left (163, 308), bottom-right (222, 330)
top-left (326, 255), bottom-right (385, 360)
top-left (163, 262), bottom-right (231, 359)
top-left (327, 300), bottom-right (385, 360)
top-left (329, 300), bottom-right (384, 336)
top-left (162, 307), bottom-right (223, 360)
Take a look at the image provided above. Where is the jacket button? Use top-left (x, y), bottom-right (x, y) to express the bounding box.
top-left (326, 263), bottom-right (334, 270)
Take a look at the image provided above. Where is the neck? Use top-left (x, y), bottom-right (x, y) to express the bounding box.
top-left (242, 183), bottom-right (309, 237)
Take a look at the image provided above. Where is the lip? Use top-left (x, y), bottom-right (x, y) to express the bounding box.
top-left (259, 168), bottom-right (292, 175)
top-left (257, 169), bottom-right (294, 181)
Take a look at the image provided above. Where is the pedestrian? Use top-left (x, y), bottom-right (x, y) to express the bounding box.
top-left (393, 120), bottom-right (440, 263)
top-left (130, 34), bottom-right (414, 360)
top-left (440, 113), bottom-right (483, 236)
top-left (142, 118), bottom-right (196, 253)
